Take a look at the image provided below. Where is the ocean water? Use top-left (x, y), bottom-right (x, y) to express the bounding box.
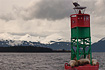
top-left (0, 53), bottom-right (104, 70)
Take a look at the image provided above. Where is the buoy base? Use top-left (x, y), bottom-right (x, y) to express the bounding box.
top-left (65, 63), bottom-right (99, 70)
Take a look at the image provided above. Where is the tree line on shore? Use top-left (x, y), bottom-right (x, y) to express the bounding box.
top-left (0, 46), bottom-right (70, 52)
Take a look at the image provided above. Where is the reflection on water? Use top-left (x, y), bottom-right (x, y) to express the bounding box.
top-left (0, 52), bottom-right (104, 70)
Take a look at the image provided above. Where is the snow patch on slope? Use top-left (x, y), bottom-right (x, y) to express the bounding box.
top-left (101, 37), bottom-right (105, 41)
top-left (0, 33), bottom-right (13, 40)
top-left (40, 33), bottom-right (67, 44)
top-left (92, 35), bottom-right (103, 43)
top-left (8, 40), bottom-right (24, 46)
top-left (19, 34), bottom-right (41, 42)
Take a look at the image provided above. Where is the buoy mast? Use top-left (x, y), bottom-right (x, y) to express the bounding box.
top-left (71, 2), bottom-right (92, 64)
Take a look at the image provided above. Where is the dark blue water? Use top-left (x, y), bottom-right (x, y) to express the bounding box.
top-left (0, 53), bottom-right (104, 70)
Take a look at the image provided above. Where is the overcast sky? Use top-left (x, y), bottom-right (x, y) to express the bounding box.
top-left (0, 0), bottom-right (105, 43)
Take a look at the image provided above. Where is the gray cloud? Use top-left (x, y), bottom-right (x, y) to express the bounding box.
top-left (1, 0), bottom-right (74, 21)
top-left (9, 0), bottom-right (74, 21)
top-left (35, 0), bottom-right (105, 21)
top-left (0, 13), bottom-right (15, 21)
top-left (1, 0), bottom-right (105, 21)
top-left (34, 0), bottom-right (74, 20)
top-left (0, 0), bottom-right (101, 21)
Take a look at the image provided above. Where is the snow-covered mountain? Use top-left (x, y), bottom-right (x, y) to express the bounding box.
top-left (0, 33), bottom-right (69, 44)
top-left (92, 37), bottom-right (105, 52)
top-left (0, 39), bottom-right (43, 47)
top-left (0, 39), bottom-right (70, 50)
top-left (0, 33), bottom-right (105, 51)
top-left (0, 33), bottom-right (42, 42)
top-left (0, 33), bottom-right (70, 50)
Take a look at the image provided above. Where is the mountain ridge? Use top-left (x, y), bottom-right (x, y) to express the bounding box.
top-left (0, 39), bottom-right (70, 50)
top-left (0, 32), bottom-right (105, 52)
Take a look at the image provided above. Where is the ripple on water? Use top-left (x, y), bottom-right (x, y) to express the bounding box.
top-left (0, 53), bottom-right (104, 70)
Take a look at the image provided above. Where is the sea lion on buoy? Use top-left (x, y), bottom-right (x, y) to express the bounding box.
top-left (69, 59), bottom-right (90, 67)
top-left (78, 59), bottom-right (90, 65)
top-left (92, 59), bottom-right (98, 65)
top-left (69, 60), bottom-right (77, 67)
